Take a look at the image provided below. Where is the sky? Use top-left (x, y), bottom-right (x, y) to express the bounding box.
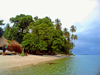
top-left (0, 0), bottom-right (100, 55)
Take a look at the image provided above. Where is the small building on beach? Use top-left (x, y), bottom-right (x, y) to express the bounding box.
top-left (0, 37), bottom-right (22, 53)
top-left (0, 37), bottom-right (9, 47)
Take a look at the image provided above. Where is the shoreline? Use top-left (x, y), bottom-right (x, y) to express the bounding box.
top-left (0, 54), bottom-right (73, 70)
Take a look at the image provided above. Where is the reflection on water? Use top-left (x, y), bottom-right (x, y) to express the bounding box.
top-left (0, 55), bottom-right (100, 75)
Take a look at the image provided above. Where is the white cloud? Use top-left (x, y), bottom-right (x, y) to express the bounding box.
top-left (0, 0), bottom-right (98, 30)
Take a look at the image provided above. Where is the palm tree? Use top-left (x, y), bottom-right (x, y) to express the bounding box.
top-left (6, 23), bottom-right (11, 30)
top-left (69, 42), bottom-right (74, 53)
top-left (70, 25), bottom-right (76, 42)
top-left (55, 18), bottom-right (62, 30)
top-left (64, 28), bottom-right (70, 39)
top-left (45, 16), bottom-right (52, 22)
top-left (34, 16), bottom-right (38, 22)
top-left (0, 27), bottom-right (3, 37)
top-left (70, 25), bottom-right (76, 34)
top-left (0, 20), bottom-right (4, 25)
top-left (71, 34), bottom-right (74, 40)
top-left (74, 35), bottom-right (78, 43)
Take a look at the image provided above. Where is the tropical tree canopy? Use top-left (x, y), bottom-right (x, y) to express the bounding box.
top-left (3, 24), bottom-right (11, 40)
top-left (2, 14), bottom-right (78, 55)
top-left (21, 17), bottom-right (64, 54)
top-left (64, 28), bottom-right (70, 38)
top-left (10, 14), bottom-right (34, 33)
top-left (0, 27), bottom-right (3, 38)
top-left (3, 14), bottom-right (34, 43)
top-left (0, 20), bottom-right (4, 25)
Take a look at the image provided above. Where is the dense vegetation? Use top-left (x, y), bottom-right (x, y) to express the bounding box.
top-left (0, 14), bottom-right (77, 55)
top-left (0, 20), bottom-right (4, 37)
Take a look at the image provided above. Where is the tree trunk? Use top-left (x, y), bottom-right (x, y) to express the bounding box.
top-left (22, 28), bottom-right (24, 33)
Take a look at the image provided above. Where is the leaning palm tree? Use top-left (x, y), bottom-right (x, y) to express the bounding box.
top-left (66, 32), bottom-right (70, 39)
top-left (69, 42), bottom-right (74, 53)
top-left (64, 28), bottom-right (70, 39)
top-left (70, 25), bottom-right (77, 43)
top-left (74, 35), bottom-right (78, 43)
top-left (55, 18), bottom-right (62, 30)
top-left (70, 25), bottom-right (76, 34)
top-left (71, 34), bottom-right (74, 41)
top-left (64, 28), bottom-right (67, 35)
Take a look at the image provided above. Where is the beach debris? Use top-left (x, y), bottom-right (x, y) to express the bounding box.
top-left (46, 63), bottom-right (58, 65)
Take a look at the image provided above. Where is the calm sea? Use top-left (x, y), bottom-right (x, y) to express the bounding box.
top-left (0, 55), bottom-right (100, 75)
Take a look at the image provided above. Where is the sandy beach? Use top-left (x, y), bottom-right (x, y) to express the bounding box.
top-left (0, 54), bottom-right (69, 69)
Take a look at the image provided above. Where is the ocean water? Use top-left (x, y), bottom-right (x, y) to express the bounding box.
top-left (0, 55), bottom-right (100, 75)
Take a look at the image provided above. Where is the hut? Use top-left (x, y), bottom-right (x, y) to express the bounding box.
top-left (10, 39), bottom-right (22, 47)
top-left (0, 37), bottom-right (8, 49)
top-left (7, 39), bottom-right (23, 53)
top-left (0, 37), bottom-right (22, 53)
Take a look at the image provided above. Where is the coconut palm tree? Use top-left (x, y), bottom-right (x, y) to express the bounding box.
top-left (69, 42), bottom-right (74, 53)
top-left (64, 28), bottom-right (70, 39)
top-left (34, 16), bottom-right (38, 22)
top-left (0, 20), bottom-right (4, 25)
top-left (74, 35), bottom-right (78, 43)
top-left (45, 16), bottom-right (52, 22)
top-left (71, 34), bottom-right (74, 42)
top-left (70, 25), bottom-right (76, 34)
top-left (55, 18), bottom-right (62, 30)
top-left (6, 23), bottom-right (11, 30)
top-left (70, 25), bottom-right (76, 42)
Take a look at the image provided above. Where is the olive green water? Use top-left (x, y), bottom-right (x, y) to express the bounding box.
top-left (0, 55), bottom-right (100, 75)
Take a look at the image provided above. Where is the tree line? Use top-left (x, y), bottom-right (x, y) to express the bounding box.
top-left (0, 14), bottom-right (77, 55)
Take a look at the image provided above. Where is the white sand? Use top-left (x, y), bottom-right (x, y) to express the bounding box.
top-left (0, 55), bottom-right (63, 69)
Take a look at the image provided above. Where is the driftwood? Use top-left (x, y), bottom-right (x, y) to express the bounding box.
top-left (46, 63), bottom-right (58, 65)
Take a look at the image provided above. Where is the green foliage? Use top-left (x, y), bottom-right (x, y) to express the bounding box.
top-left (2, 14), bottom-right (77, 55)
top-left (3, 24), bottom-right (11, 40)
top-left (0, 20), bottom-right (5, 25)
top-left (8, 14), bottom-right (34, 43)
top-left (69, 52), bottom-right (73, 55)
top-left (9, 26), bottom-right (19, 40)
top-left (21, 17), bottom-right (77, 54)
top-left (57, 30), bottom-right (63, 36)
top-left (34, 16), bottom-right (38, 22)
top-left (3, 25), bottom-right (19, 40)
top-left (70, 25), bottom-right (78, 44)
top-left (55, 18), bottom-right (62, 30)
top-left (71, 34), bottom-right (74, 40)
top-left (70, 25), bottom-right (76, 33)
top-left (3, 28), bottom-right (11, 40)
top-left (64, 28), bottom-right (70, 39)
top-left (7, 40), bottom-right (11, 43)
top-left (21, 17), bottom-right (64, 54)
top-left (0, 27), bottom-right (4, 38)
top-left (10, 14), bottom-right (34, 33)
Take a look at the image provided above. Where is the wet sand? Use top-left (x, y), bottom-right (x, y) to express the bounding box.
top-left (0, 54), bottom-right (70, 69)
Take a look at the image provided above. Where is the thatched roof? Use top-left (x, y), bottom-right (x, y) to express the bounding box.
top-left (0, 37), bottom-right (23, 53)
top-left (9, 39), bottom-right (23, 53)
top-left (10, 39), bottom-right (22, 47)
top-left (0, 37), bottom-right (22, 47)
top-left (0, 37), bottom-right (8, 47)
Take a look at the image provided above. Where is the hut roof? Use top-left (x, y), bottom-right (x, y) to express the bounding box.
top-left (0, 37), bottom-right (8, 47)
top-left (0, 37), bottom-right (23, 53)
top-left (10, 39), bottom-right (22, 47)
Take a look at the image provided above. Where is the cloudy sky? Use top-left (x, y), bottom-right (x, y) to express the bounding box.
top-left (0, 0), bottom-right (100, 55)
